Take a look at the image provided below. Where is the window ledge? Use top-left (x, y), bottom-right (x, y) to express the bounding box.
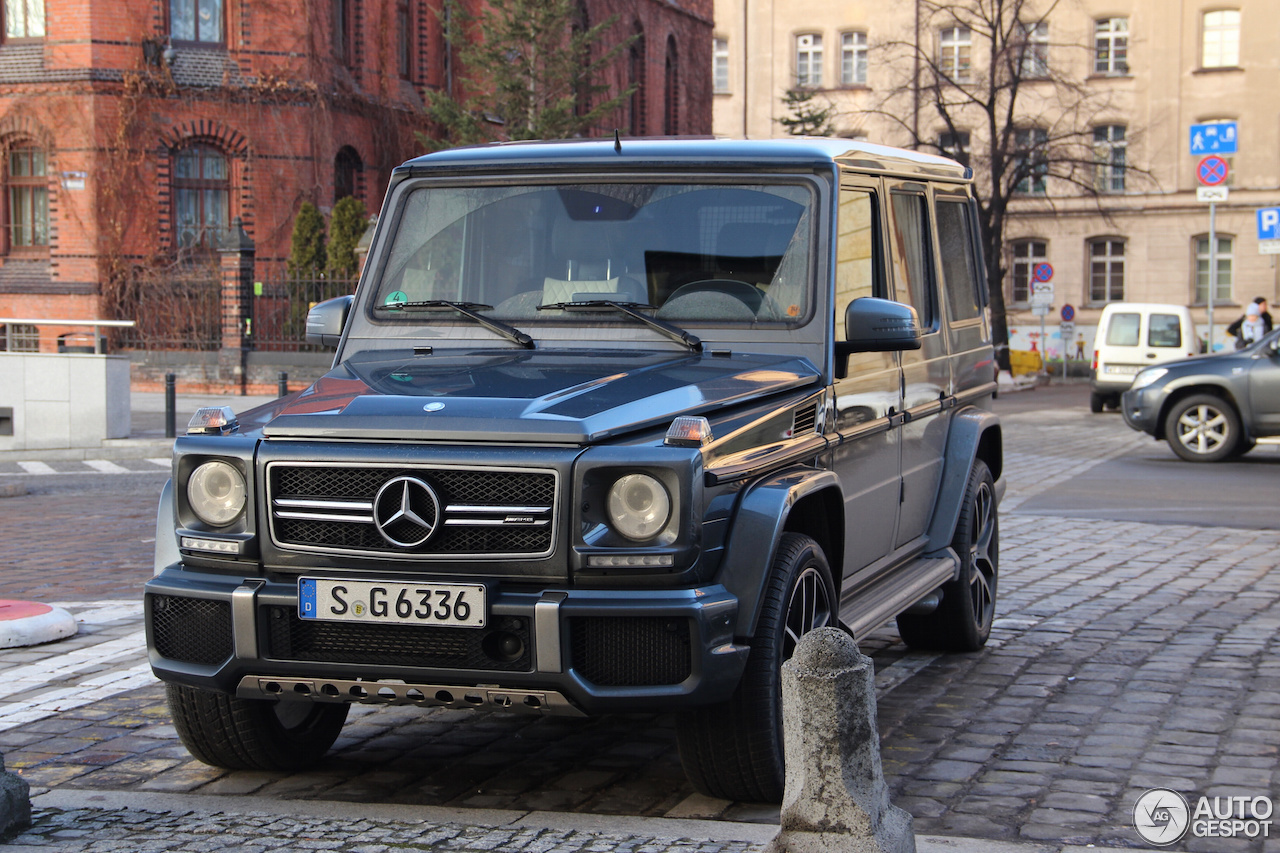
top-left (1193, 65), bottom-right (1243, 74)
top-left (1191, 301), bottom-right (1240, 309)
top-left (1087, 73), bottom-right (1132, 81)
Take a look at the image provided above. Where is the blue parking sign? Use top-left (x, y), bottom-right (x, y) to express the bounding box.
top-left (1189, 122), bottom-right (1238, 155)
top-left (1259, 208), bottom-right (1280, 242)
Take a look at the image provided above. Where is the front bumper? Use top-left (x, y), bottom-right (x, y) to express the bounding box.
top-left (145, 566), bottom-right (749, 716)
top-left (1121, 385), bottom-right (1165, 434)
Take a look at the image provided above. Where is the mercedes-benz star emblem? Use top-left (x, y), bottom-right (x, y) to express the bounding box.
top-left (372, 476), bottom-right (441, 548)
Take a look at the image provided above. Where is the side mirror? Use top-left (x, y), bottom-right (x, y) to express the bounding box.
top-left (839, 297), bottom-right (922, 354)
top-left (305, 295), bottom-right (354, 347)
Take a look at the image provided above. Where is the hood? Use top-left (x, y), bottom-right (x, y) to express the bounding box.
top-left (259, 349), bottom-right (821, 444)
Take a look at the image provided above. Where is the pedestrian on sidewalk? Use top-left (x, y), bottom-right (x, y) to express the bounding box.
top-left (1227, 301), bottom-right (1268, 349)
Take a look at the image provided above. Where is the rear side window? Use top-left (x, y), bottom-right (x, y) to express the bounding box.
top-left (935, 199), bottom-right (981, 322)
top-left (1148, 314), bottom-right (1182, 347)
top-left (1106, 312), bottom-right (1140, 346)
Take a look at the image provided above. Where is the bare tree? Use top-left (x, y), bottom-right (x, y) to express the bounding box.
top-left (869, 0), bottom-right (1147, 365)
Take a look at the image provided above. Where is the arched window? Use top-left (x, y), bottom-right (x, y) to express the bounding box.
top-left (334, 146), bottom-right (362, 202)
top-left (629, 23), bottom-right (646, 135)
top-left (4, 142), bottom-right (48, 254)
top-left (172, 145), bottom-right (229, 252)
top-left (664, 36), bottom-right (679, 135)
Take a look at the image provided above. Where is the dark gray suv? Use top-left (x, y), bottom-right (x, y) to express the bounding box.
top-left (1122, 328), bottom-right (1280, 461)
top-left (146, 138), bottom-right (1003, 803)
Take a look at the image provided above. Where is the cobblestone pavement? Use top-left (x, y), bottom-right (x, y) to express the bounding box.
top-left (1, 396), bottom-right (1278, 851)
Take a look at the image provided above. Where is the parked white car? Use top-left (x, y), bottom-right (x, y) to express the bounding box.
top-left (1091, 303), bottom-right (1199, 413)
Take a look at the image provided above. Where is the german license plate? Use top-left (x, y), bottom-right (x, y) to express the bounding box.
top-left (299, 578), bottom-right (486, 628)
top-left (1105, 364), bottom-right (1142, 375)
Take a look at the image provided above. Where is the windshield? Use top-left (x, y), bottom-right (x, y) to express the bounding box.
top-left (371, 181), bottom-right (815, 329)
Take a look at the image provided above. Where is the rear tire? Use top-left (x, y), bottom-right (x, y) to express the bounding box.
top-left (1163, 393), bottom-right (1240, 462)
top-left (897, 460), bottom-right (998, 652)
top-left (676, 533), bottom-right (836, 803)
top-left (167, 684), bottom-right (349, 771)
top-left (1089, 393), bottom-right (1104, 413)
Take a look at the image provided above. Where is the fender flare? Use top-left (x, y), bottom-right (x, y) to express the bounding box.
top-left (716, 467), bottom-right (843, 638)
top-left (924, 407), bottom-right (1002, 561)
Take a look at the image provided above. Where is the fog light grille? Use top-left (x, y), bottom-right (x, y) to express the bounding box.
top-left (569, 617), bottom-right (692, 686)
top-left (149, 595), bottom-right (232, 666)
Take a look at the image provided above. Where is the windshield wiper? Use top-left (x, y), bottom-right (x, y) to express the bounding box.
top-left (375, 300), bottom-right (534, 350)
top-left (538, 300), bottom-right (702, 353)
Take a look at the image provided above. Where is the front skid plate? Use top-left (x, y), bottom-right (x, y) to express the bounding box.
top-left (236, 675), bottom-right (586, 717)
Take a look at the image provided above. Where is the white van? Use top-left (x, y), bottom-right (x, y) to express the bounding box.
top-left (1091, 303), bottom-right (1198, 412)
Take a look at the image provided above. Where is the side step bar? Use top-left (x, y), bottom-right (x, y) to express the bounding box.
top-left (838, 551), bottom-right (958, 640)
top-left (236, 675), bottom-right (586, 717)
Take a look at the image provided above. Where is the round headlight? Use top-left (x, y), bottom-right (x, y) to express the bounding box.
top-left (187, 460), bottom-right (247, 527)
top-left (607, 474), bottom-right (671, 541)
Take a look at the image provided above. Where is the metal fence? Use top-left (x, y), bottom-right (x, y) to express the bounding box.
top-left (113, 264), bottom-right (356, 353)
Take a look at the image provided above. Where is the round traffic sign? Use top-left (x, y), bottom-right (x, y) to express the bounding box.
top-left (1061, 304), bottom-right (1075, 322)
top-left (1032, 262), bottom-right (1054, 283)
top-left (1198, 155), bottom-right (1229, 186)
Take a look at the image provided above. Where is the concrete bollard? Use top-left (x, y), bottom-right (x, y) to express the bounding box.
top-left (767, 627), bottom-right (915, 853)
top-left (0, 751), bottom-right (30, 836)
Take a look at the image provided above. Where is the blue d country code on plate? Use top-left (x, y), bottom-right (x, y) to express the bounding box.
top-left (298, 578), bottom-right (486, 628)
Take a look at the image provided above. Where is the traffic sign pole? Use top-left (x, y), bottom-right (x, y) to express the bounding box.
top-left (1208, 201), bottom-right (1217, 351)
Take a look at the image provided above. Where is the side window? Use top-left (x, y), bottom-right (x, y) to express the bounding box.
top-left (888, 192), bottom-right (935, 330)
top-left (1106, 313), bottom-right (1140, 346)
top-left (935, 198), bottom-right (981, 322)
top-left (1148, 314), bottom-right (1182, 348)
top-left (835, 187), bottom-right (881, 316)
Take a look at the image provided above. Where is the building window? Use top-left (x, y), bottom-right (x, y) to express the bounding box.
top-left (664, 37), bottom-right (679, 135)
top-left (334, 146), bottom-right (361, 202)
top-left (938, 130), bottom-right (970, 167)
top-left (397, 2), bottom-right (412, 80)
top-left (171, 0), bottom-right (223, 44)
top-left (796, 33), bottom-right (823, 87)
top-left (1010, 240), bottom-right (1046, 305)
top-left (841, 31), bottom-right (867, 86)
top-left (1089, 238), bottom-right (1125, 303)
top-left (713, 37), bottom-right (729, 94)
top-left (1017, 20), bottom-right (1049, 78)
top-left (1094, 17), bottom-right (1128, 75)
top-left (1014, 127), bottom-right (1048, 195)
top-left (5, 145), bottom-right (48, 253)
top-left (333, 0), bottom-right (351, 65)
top-left (629, 24), bottom-right (646, 134)
top-left (1202, 10), bottom-right (1240, 68)
top-left (2, 322), bottom-right (39, 352)
top-left (939, 27), bottom-right (971, 82)
top-left (1094, 125), bottom-right (1125, 193)
top-left (172, 146), bottom-right (229, 253)
top-left (4, 0), bottom-right (43, 39)
top-left (1195, 235), bottom-right (1233, 304)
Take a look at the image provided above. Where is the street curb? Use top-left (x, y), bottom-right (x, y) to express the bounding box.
top-left (25, 790), bottom-right (1165, 853)
top-left (0, 439), bottom-right (174, 464)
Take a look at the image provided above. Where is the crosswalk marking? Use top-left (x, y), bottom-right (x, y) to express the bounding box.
top-left (17, 461), bottom-right (54, 474)
top-left (84, 459), bottom-right (131, 474)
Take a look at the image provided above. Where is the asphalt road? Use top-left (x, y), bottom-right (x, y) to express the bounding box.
top-left (995, 382), bottom-right (1280, 530)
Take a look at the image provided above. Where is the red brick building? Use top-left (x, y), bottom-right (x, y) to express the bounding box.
top-left (0, 0), bottom-right (712, 352)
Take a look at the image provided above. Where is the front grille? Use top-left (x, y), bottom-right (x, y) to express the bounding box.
top-left (569, 617), bottom-right (693, 687)
top-left (269, 464), bottom-right (556, 557)
top-left (264, 606), bottom-right (532, 672)
top-left (150, 595), bottom-right (233, 666)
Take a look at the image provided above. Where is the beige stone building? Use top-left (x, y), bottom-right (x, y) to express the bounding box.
top-left (712, 0), bottom-right (1280, 354)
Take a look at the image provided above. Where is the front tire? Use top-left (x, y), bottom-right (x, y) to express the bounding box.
top-left (676, 533), bottom-right (836, 803)
top-left (897, 459), bottom-right (998, 652)
top-left (167, 684), bottom-right (349, 771)
top-left (1164, 394), bottom-right (1241, 462)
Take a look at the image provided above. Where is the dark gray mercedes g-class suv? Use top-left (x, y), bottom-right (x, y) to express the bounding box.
top-left (147, 137), bottom-right (1002, 803)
